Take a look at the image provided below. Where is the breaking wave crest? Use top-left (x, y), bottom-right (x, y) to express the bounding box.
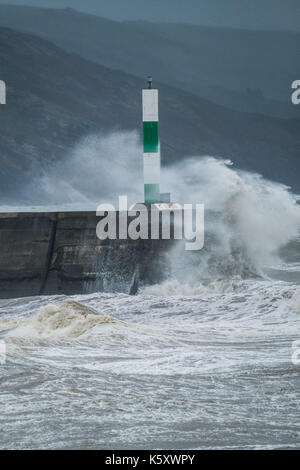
top-left (160, 157), bottom-right (300, 285)
top-left (4, 301), bottom-right (121, 343)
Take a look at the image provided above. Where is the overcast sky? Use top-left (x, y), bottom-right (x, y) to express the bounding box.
top-left (0, 0), bottom-right (299, 31)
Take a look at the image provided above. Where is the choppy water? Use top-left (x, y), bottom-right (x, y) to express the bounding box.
top-left (1, 156), bottom-right (300, 449)
top-left (0, 273), bottom-right (299, 450)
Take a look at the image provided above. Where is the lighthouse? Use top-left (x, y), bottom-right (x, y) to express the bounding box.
top-left (142, 77), bottom-right (161, 204)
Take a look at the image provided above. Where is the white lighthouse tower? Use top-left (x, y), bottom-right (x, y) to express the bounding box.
top-left (142, 77), bottom-right (161, 204)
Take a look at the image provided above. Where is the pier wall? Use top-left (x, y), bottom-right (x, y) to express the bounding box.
top-left (0, 212), bottom-right (172, 299)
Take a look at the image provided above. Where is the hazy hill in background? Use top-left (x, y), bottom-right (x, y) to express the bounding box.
top-left (0, 27), bottom-right (299, 202)
top-left (0, 5), bottom-right (298, 118)
top-left (0, 0), bottom-right (299, 32)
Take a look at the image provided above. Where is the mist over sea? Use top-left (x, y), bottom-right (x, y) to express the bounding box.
top-left (1, 134), bottom-right (300, 449)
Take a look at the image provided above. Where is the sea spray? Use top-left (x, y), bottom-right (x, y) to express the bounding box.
top-left (162, 157), bottom-right (300, 282)
top-left (15, 131), bottom-right (143, 208)
top-left (3, 132), bottom-right (300, 285)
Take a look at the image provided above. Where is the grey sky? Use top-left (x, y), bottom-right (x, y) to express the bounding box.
top-left (0, 0), bottom-right (299, 31)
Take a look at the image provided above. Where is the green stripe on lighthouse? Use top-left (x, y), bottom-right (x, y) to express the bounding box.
top-left (143, 122), bottom-right (159, 153)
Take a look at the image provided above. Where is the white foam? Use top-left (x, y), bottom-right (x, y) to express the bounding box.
top-left (5, 300), bottom-right (121, 343)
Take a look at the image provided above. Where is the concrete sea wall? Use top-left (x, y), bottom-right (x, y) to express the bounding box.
top-left (0, 211), bottom-right (172, 299)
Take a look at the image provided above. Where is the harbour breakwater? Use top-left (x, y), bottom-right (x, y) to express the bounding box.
top-left (0, 211), bottom-right (173, 299)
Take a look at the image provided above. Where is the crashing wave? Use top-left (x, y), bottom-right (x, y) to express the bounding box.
top-left (5, 300), bottom-right (121, 343)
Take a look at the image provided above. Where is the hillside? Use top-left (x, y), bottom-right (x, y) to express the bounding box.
top-left (0, 27), bottom-right (300, 202)
top-left (0, 5), bottom-right (298, 118)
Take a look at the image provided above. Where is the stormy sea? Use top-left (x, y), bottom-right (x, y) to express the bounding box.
top-left (0, 147), bottom-right (300, 450)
